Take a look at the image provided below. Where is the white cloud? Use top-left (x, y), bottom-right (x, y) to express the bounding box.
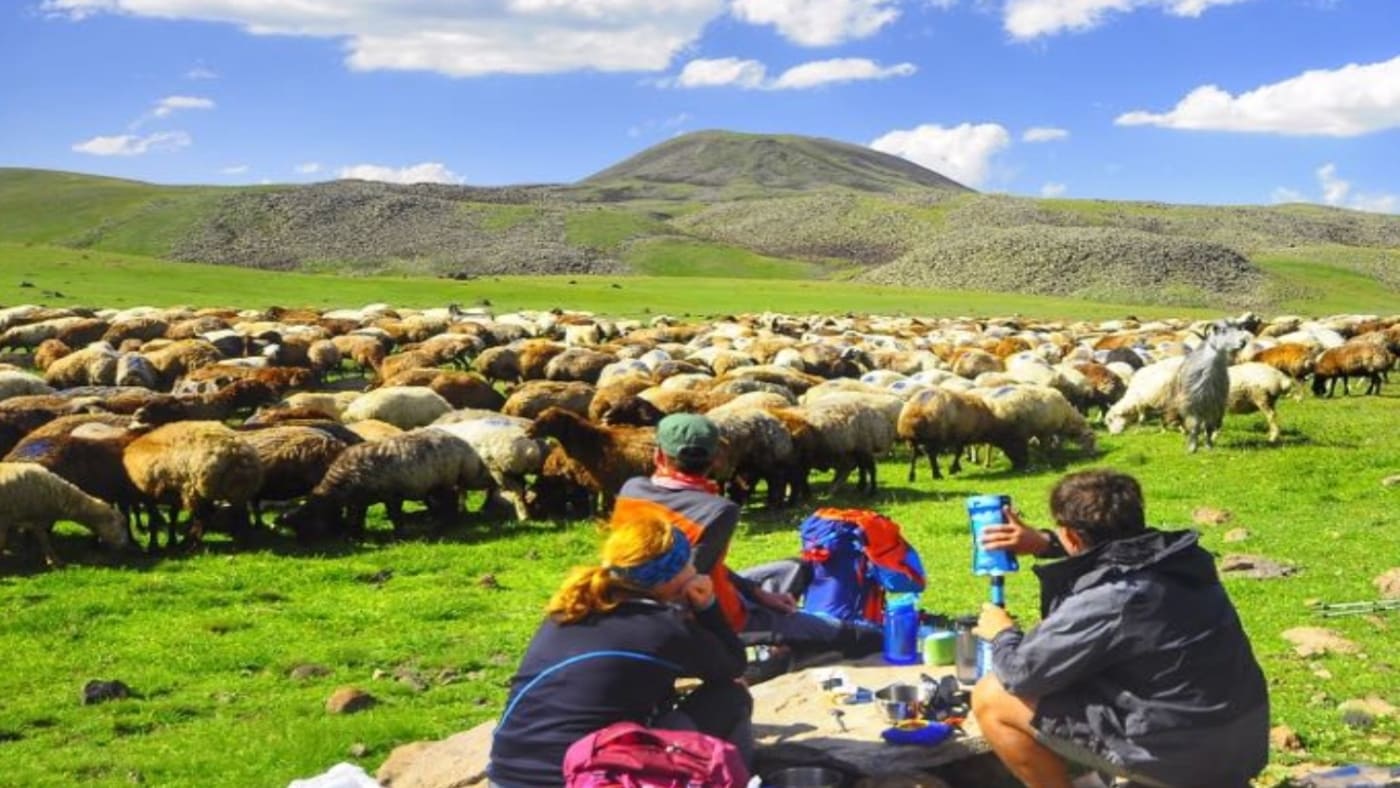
top-left (220, 164), bottom-right (249, 174)
top-left (1041, 182), bottom-right (1067, 197)
top-left (1022, 126), bottom-right (1069, 142)
top-left (1116, 55), bottom-right (1400, 136)
top-left (674, 57), bottom-right (914, 90)
top-left (295, 162), bottom-right (323, 174)
top-left (1271, 164), bottom-right (1398, 214)
top-left (1004, 0), bottom-right (1247, 40)
top-left (153, 95), bottom-right (215, 118)
top-left (869, 123), bottom-right (1011, 187)
top-left (1317, 163), bottom-right (1349, 206)
top-left (44, 0), bottom-right (726, 77)
top-left (337, 162), bottom-right (465, 185)
top-left (628, 113), bottom-right (692, 138)
top-left (185, 65), bottom-right (218, 80)
top-left (732, 0), bottom-right (901, 46)
top-left (71, 131), bottom-right (192, 156)
top-left (675, 58), bottom-right (768, 89)
top-left (771, 58), bottom-right (915, 89)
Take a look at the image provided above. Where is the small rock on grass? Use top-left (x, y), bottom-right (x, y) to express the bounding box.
top-left (289, 664), bottom-right (331, 681)
top-left (1270, 725), bottom-right (1303, 752)
top-left (1223, 528), bottom-right (1249, 543)
top-left (82, 680), bottom-right (132, 706)
top-left (1192, 506), bottom-right (1232, 526)
top-left (326, 687), bottom-right (376, 715)
top-left (1282, 627), bottom-right (1358, 657)
top-left (1381, 474), bottom-right (1400, 488)
top-left (1339, 696), bottom-right (1398, 718)
top-left (477, 573), bottom-right (501, 590)
top-left (348, 742), bottom-right (369, 758)
top-left (1375, 568), bottom-right (1400, 599)
top-left (1220, 554), bottom-right (1297, 579)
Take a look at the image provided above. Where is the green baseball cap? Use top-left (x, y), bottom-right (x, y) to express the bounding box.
top-left (656, 413), bottom-right (719, 464)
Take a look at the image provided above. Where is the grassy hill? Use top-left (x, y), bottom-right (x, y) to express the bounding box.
top-left (2, 129), bottom-right (1398, 313)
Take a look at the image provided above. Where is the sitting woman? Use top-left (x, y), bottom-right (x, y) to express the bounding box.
top-left (487, 513), bottom-right (752, 788)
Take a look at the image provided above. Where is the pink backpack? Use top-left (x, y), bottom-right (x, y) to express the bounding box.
top-left (562, 721), bottom-right (750, 788)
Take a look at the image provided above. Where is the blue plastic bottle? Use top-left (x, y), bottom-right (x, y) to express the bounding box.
top-left (883, 593), bottom-right (921, 665)
top-left (967, 494), bottom-right (1019, 577)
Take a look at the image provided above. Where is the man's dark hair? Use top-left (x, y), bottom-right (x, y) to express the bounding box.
top-left (668, 451), bottom-right (712, 476)
top-left (1049, 469), bottom-right (1146, 545)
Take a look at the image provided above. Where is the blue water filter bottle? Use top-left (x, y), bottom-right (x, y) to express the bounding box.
top-left (968, 494), bottom-right (1019, 678)
top-left (882, 592), bottom-right (921, 665)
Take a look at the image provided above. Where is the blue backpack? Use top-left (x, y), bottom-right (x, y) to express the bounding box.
top-left (797, 509), bottom-right (925, 624)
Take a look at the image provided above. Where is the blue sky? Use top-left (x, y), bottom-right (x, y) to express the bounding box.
top-left (1, 0), bottom-right (1396, 211)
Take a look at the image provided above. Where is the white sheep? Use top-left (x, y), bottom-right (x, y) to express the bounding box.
top-left (0, 370), bottom-right (55, 402)
top-left (430, 414), bottom-right (546, 521)
top-left (44, 342), bottom-right (119, 388)
top-left (342, 386), bottom-right (453, 429)
top-left (1104, 357), bottom-right (1187, 434)
top-left (973, 385), bottom-right (1096, 466)
top-left (0, 462), bottom-right (130, 567)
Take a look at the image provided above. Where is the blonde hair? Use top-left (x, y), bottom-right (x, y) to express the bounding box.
top-left (546, 514), bottom-right (679, 624)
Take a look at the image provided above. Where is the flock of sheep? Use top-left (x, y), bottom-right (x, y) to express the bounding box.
top-left (0, 301), bottom-right (1394, 569)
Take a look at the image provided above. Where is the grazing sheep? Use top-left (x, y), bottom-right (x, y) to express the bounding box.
top-left (502, 380), bottom-right (595, 420)
top-left (121, 421), bottom-right (264, 550)
top-left (56, 318), bottom-right (111, 347)
top-left (637, 386), bottom-right (715, 415)
top-left (472, 345), bottom-right (522, 384)
top-left (331, 334), bottom-right (387, 377)
top-left (143, 339), bottom-right (223, 389)
top-left (974, 385), bottom-right (1097, 466)
top-left (1161, 322), bottom-right (1252, 452)
top-left (706, 407), bottom-right (797, 507)
top-left (381, 369), bottom-right (506, 411)
top-left (1312, 341), bottom-right (1394, 397)
top-left (0, 370), bottom-right (55, 402)
top-left (544, 347), bottom-right (618, 384)
top-left (774, 396), bottom-right (896, 495)
top-left (32, 338), bottom-right (72, 372)
top-left (1254, 343), bottom-right (1315, 396)
top-left (431, 415), bottom-right (548, 521)
top-left (1068, 362), bottom-right (1127, 419)
top-left (342, 386), bottom-right (454, 430)
top-left (306, 340), bottom-right (342, 381)
top-left (0, 462), bottom-right (129, 567)
top-left (719, 365), bottom-right (824, 394)
top-left (527, 407), bottom-right (656, 510)
top-left (598, 395), bottom-right (667, 427)
top-left (588, 375), bottom-right (656, 422)
top-left (4, 414), bottom-right (148, 534)
top-left (1105, 357), bottom-right (1188, 434)
top-left (952, 349), bottom-right (1003, 380)
top-left (517, 340), bottom-right (568, 380)
top-left (0, 316), bottom-right (89, 350)
top-left (897, 387), bottom-right (1017, 480)
top-left (280, 428), bottom-right (482, 538)
top-left (115, 352), bottom-right (158, 388)
top-left (43, 342), bottom-right (119, 388)
top-left (238, 426), bottom-right (353, 526)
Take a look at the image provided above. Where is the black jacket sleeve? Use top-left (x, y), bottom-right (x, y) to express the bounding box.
top-left (671, 603), bottom-right (746, 682)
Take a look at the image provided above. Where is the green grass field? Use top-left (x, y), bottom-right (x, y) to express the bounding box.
top-left (0, 242), bottom-right (1228, 320)
top-left (0, 393), bottom-right (1396, 787)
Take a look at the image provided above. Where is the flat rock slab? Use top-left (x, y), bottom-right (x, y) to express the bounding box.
top-left (1375, 568), bottom-right (1400, 599)
top-left (749, 656), bottom-right (987, 776)
top-left (376, 658), bottom-right (987, 788)
top-left (1281, 627), bottom-right (1358, 657)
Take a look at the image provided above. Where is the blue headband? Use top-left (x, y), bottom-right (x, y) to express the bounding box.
top-left (613, 527), bottom-right (692, 588)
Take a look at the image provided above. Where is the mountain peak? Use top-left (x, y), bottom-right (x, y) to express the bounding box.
top-left (581, 130), bottom-right (971, 195)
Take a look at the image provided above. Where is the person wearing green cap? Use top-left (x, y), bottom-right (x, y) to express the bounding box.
top-left (612, 413), bottom-right (880, 663)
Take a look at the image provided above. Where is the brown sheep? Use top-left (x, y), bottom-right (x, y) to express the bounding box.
top-left (377, 350), bottom-right (437, 384)
top-left (545, 347), bottom-right (619, 384)
top-left (32, 338), bottom-right (72, 372)
top-left (56, 318), bottom-right (111, 347)
top-left (951, 349), bottom-right (1003, 379)
top-left (331, 334), bottom-right (387, 377)
top-left (1254, 343), bottom-right (1316, 396)
top-left (502, 380), bottom-right (595, 420)
top-left (897, 387), bottom-right (1015, 481)
top-left (381, 369), bottom-right (505, 411)
top-left (1070, 362), bottom-right (1128, 418)
top-left (102, 317), bottom-right (169, 346)
top-left (518, 340), bottom-right (568, 380)
top-left (121, 421), bottom-right (264, 549)
top-left (588, 375), bottom-right (656, 422)
top-left (1312, 342), bottom-right (1394, 396)
top-left (238, 425), bottom-right (353, 526)
top-left (473, 345), bottom-right (522, 383)
top-left (144, 339), bottom-right (224, 389)
top-left (527, 407), bottom-right (656, 511)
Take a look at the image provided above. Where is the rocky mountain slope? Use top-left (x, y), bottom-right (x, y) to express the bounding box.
top-left (1, 130), bottom-right (1397, 310)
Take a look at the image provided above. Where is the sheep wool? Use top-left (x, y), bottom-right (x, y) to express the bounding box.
top-left (0, 461), bottom-right (129, 567)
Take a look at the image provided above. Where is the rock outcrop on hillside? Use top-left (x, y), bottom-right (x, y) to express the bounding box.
top-left (858, 226), bottom-right (1266, 307)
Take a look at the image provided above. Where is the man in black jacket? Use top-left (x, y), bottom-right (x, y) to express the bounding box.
top-left (971, 470), bottom-right (1269, 788)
